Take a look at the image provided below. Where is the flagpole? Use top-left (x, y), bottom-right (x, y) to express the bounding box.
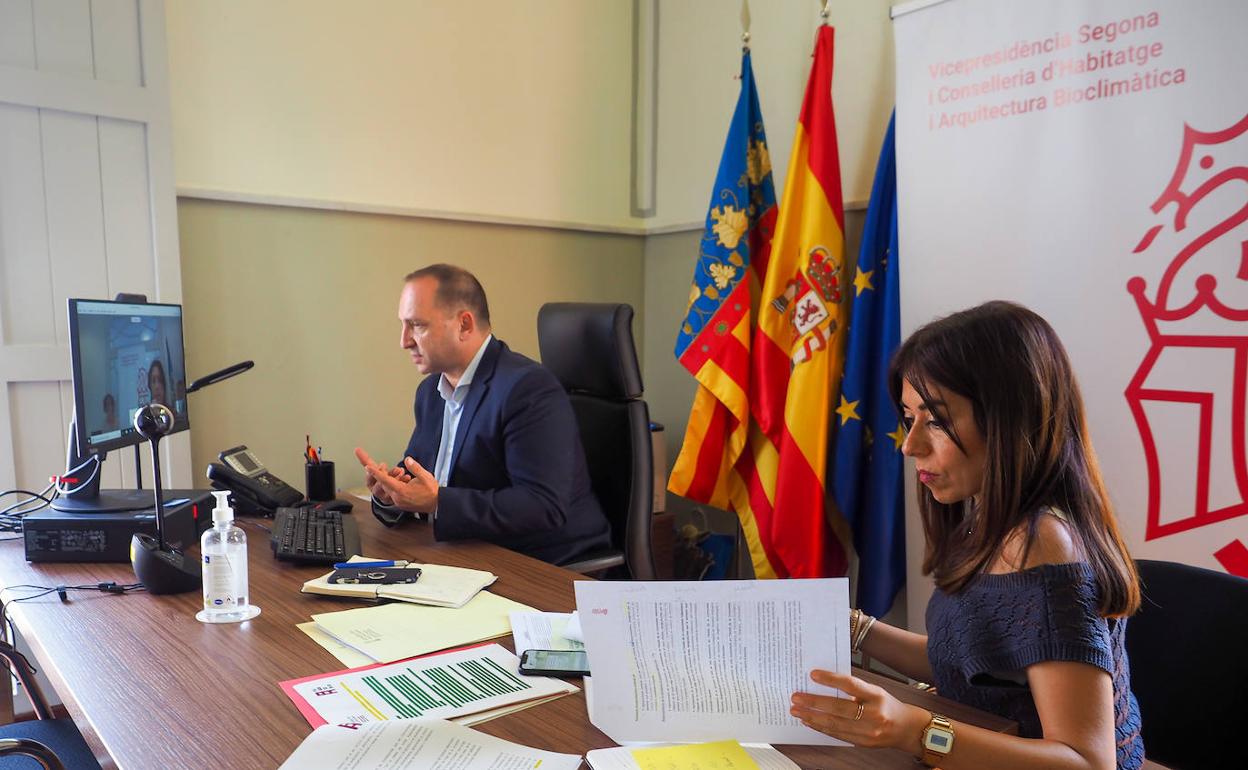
top-left (741, 0), bottom-right (751, 51)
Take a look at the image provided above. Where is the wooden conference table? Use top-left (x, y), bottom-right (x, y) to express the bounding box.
top-left (0, 502), bottom-right (1013, 769)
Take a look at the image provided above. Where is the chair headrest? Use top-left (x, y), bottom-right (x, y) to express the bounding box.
top-left (538, 303), bottom-right (643, 399)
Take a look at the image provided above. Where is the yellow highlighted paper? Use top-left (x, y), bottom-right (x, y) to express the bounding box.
top-left (631, 740), bottom-right (761, 770)
top-left (312, 591), bottom-right (536, 663)
top-left (296, 622), bottom-right (375, 668)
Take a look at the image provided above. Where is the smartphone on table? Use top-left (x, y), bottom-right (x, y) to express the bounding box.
top-left (518, 649), bottom-right (590, 677)
top-left (327, 567), bottom-right (421, 585)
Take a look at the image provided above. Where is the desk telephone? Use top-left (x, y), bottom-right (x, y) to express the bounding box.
top-left (206, 445), bottom-right (303, 514)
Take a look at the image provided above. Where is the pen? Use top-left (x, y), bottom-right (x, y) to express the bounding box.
top-left (333, 560), bottom-right (410, 569)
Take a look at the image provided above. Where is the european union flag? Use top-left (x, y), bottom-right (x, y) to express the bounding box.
top-left (832, 114), bottom-right (904, 617)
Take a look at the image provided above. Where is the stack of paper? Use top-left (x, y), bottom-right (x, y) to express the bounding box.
top-left (310, 591), bottom-right (537, 664)
top-left (280, 643), bottom-right (579, 730)
top-left (574, 578), bottom-right (851, 746)
top-left (281, 719), bottom-right (583, 769)
top-left (509, 611), bottom-right (585, 654)
top-left (302, 556), bottom-right (496, 609)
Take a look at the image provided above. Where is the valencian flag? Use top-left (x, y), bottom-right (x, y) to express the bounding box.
top-left (831, 113), bottom-right (905, 617)
top-left (670, 25), bottom-right (851, 579)
top-left (669, 50), bottom-right (777, 522)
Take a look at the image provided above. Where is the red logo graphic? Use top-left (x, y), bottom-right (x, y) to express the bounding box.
top-left (1127, 112), bottom-right (1248, 577)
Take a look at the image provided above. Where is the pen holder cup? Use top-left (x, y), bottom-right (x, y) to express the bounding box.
top-left (305, 461), bottom-right (336, 502)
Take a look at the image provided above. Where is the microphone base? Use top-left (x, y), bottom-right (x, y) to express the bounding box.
top-left (130, 534), bottom-right (201, 595)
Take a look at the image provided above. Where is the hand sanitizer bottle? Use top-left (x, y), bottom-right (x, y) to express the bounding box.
top-left (196, 490), bottom-right (261, 623)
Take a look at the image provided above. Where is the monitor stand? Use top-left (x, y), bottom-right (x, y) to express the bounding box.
top-left (51, 488), bottom-right (191, 514)
top-left (51, 416), bottom-right (189, 514)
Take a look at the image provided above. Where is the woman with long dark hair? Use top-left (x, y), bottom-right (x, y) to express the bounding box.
top-left (790, 301), bottom-right (1143, 770)
top-left (147, 358), bottom-right (169, 408)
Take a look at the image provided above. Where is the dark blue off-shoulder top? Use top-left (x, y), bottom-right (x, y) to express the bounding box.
top-left (926, 562), bottom-right (1144, 769)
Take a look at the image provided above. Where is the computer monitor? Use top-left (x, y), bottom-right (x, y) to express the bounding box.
top-left (52, 298), bottom-right (191, 513)
top-left (67, 298), bottom-right (190, 454)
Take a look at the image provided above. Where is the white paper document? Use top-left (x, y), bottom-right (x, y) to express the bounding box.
top-left (279, 718), bottom-right (582, 770)
top-left (574, 579), bottom-right (850, 745)
top-left (288, 643), bottom-right (577, 727)
top-left (563, 610), bottom-right (584, 642)
top-left (509, 611), bottom-right (585, 654)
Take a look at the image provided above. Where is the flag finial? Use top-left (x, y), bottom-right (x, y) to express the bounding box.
top-left (741, 0), bottom-right (751, 50)
top-left (820, 0), bottom-right (831, 25)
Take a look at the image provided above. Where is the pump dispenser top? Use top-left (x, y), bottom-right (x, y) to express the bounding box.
top-left (211, 490), bottom-right (234, 526)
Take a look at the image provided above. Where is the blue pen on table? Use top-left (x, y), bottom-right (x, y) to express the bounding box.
top-left (333, 560), bottom-right (410, 569)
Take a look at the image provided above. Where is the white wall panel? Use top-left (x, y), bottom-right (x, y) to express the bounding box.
top-left (40, 110), bottom-right (108, 343)
top-left (0, 103), bottom-right (54, 346)
top-left (9, 382), bottom-right (67, 489)
top-left (0, 389), bottom-right (11, 490)
top-left (0, 0), bottom-right (35, 69)
top-left (90, 0), bottom-right (142, 86)
top-left (1, 0), bottom-right (189, 494)
top-left (33, 0), bottom-right (94, 77)
top-left (99, 117), bottom-right (156, 297)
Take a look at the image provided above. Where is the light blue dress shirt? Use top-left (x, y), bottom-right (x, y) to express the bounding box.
top-left (432, 334), bottom-right (493, 489)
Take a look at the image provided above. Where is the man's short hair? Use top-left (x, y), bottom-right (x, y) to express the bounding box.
top-left (405, 264), bottom-right (491, 327)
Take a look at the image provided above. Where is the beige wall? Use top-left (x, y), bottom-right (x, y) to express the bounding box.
top-left (179, 198), bottom-right (644, 492)
top-left (165, 1), bottom-right (896, 232)
top-left (652, 0), bottom-right (895, 228)
top-left (166, 0), bottom-right (638, 230)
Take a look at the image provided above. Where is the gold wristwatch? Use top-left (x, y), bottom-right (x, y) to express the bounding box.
top-left (921, 712), bottom-right (954, 767)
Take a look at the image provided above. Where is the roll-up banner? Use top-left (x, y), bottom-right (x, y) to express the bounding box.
top-left (892, 0), bottom-right (1248, 626)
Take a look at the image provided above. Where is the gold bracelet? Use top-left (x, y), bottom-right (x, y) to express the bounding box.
top-left (852, 613), bottom-right (876, 653)
top-left (849, 608), bottom-right (861, 644)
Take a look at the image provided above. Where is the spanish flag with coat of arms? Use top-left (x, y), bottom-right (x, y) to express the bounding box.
top-left (670, 24), bottom-right (850, 579)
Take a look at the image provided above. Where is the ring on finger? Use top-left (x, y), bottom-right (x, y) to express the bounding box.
top-left (853, 700), bottom-right (865, 721)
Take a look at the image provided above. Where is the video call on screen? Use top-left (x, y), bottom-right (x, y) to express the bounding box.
top-left (76, 303), bottom-right (187, 447)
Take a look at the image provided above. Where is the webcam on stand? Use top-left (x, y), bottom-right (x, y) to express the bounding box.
top-left (129, 403), bottom-right (202, 595)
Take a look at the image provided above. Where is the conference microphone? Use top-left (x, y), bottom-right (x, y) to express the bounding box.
top-left (186, 360), bottom-right (254, 394)
top-left (130, 403), bottom-right (201, 595)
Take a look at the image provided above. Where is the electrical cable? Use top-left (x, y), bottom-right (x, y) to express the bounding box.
top-left (0, 483), bottom-right (57, 533)
top-left (0, 582), bottom-right (146, 648)
top-left (0, 453), bottom-right (104, 535)
top-left (0, 489), bottom-right (53, 508)
top-left (52, 454), bottom-right (100, 497)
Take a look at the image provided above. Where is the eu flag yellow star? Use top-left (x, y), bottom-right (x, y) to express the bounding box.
top-left (887, 422), bottom-right (907, 450)
top-left (836, 395), bottom-right (861, 425)
top-left (853, 268), bottom-right (874, 296)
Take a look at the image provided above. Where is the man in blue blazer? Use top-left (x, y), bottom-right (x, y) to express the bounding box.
top-left (354, 264), bottom-right (611, 566)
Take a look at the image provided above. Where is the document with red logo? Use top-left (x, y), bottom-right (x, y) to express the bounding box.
top-left (574, 579), bottom-right (850, 745)
top-left (280, 643), bottom-right (577, 728)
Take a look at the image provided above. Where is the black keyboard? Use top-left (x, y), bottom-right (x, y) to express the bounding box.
top-left (271, 507), bottom-right (361, 565)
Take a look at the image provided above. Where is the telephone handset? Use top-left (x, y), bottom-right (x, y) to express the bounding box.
top-left (206, 445), bottom-right (303, 515)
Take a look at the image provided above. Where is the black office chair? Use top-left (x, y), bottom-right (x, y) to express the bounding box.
top-left (0, 641), bottom-right (101, 770)
top-left (1125, 559), bottom-right (1248, 770)
top-left (537, 303), bottom-right (656, 580)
